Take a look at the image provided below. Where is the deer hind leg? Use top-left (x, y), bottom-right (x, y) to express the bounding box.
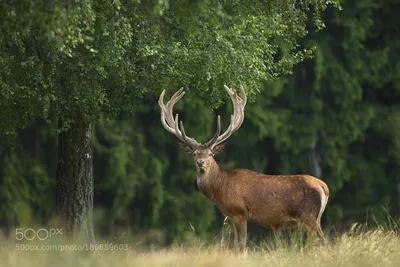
top-left (299, 216), bottom-right (324, 238)
top-left (310, 221), bottom-right (327, 245)
top-left (233, 220), bottom-right (238, 248)
top-left (299, 195), bottom-right (329, 244)
top-left (232, 216), bottom-right (247, 252)
top-left (316, 224), bottom-right (327, 245)
top-left (297, 217), bottom-right (323, 244)
top-left (305, 219), bottom-right (326, 240)
top-left (315, 191), bottom-right (329, 244)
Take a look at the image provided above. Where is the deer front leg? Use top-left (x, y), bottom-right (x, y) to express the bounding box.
top-left (233, 221), bottom-right (238, 248)
top-left (233, 216), bottom-right (247, 252)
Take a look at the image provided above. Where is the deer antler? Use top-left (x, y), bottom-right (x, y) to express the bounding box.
top-left (158, 88), bottom-right (199, 148)
top-left (205, 85), bottom-right (247, 149)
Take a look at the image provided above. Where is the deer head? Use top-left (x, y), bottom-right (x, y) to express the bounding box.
top-left (158, 85), bottom-right (247, 172)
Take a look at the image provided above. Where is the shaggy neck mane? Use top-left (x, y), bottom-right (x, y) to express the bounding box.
top-left (196, 157), bottom-right (226, 200)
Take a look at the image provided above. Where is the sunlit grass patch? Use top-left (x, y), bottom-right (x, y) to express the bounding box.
top-left (1, 225), bottom-right (399, 267)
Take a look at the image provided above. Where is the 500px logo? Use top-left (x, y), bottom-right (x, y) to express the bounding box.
top-left (15, 228), bottom-right (63, 241)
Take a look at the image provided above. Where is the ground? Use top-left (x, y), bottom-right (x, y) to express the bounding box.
top-left (1, 226), bottom-right (399, 267)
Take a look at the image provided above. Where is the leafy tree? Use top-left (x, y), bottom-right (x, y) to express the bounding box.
top-left (0, 0), bottom-right (340, 242)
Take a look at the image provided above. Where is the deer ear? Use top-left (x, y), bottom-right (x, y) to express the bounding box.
top-left (211, 142), bottom-right (226, 154)
top-left (179, 143), bottom-right (194, 154)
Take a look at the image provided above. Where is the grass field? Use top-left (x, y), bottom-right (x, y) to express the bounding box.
top-left (1, 225), bottom-right (399, 267)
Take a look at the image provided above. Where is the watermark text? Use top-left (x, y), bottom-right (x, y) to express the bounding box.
top-left (15, 243), bottom-right (130, 252)
top-left (15, 228), bottom-right (63, 241)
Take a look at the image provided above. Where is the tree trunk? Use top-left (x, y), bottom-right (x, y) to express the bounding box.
top-left (310, 131), bottom-right (322, 178)
top-left (56, 114), bottom-right (95, 243)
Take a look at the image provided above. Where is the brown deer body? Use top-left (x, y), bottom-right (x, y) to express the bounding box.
top-left (159, 86), bottom-right (329, 251)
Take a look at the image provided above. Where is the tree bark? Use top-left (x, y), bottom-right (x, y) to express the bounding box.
top-left (56, 114), bottom-right (95, 243)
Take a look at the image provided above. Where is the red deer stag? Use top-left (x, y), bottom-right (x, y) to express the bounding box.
top-left (158, 85), bottom-right (329, 251)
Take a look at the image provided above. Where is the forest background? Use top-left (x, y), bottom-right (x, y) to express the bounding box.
top-left (0, 0), bottom-right (399, 247)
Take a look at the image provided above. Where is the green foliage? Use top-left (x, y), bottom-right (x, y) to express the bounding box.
top-left (4, 0), bottom-right (398, 245)
top-left (0, 0), bottom-right (339, 132)
top-left (0, 129), bottom-right (54, 227)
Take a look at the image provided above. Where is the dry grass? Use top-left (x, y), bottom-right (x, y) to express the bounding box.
top-left (1, 226), bottom-right (399, 267)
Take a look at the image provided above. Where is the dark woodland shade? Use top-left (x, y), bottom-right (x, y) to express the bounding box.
top-left (0, 0), bottom-right (399, 244)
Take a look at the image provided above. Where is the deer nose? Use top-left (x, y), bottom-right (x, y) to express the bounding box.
top-left (196, 159), bottom-right (204, 167)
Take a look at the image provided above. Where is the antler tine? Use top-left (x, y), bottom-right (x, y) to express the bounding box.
top-left (229, 85), bottom-right (246, 133)
top-left (179, 120), bottom-right (198, 147)
top-left (163, 88), bottom-right (185, 127)
top-left (173, 109), bottom-right (199, 148)
top-left (228, 85), bottom-right (246, 133)
top-left (173, 113), bottom-right (185, 142)
top-left (159, 88), bottom-right (199, 148)
top-left (205, 115), bottom-right (221, 147)
top-left (210, 114), bottom-right (234, 148)
top-left (208, 85), bottom-right (247, 149)
top-left (239, 85), bottom-right (247, 105)
top-left (159, 89), bottom-right (180, 131)
top-left (231, 97), bottom-right (245, 132)
top-left (159, 91), bottom-right (177, 135)
top-left (160, 107), bottom-right (175, 135)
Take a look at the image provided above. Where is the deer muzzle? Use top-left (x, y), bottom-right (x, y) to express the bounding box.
top-left (196, 159), bottom-right (205, 168)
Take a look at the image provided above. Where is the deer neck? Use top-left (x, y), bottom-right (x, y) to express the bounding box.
top-left (196, 158), bottom-right (225, 201)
